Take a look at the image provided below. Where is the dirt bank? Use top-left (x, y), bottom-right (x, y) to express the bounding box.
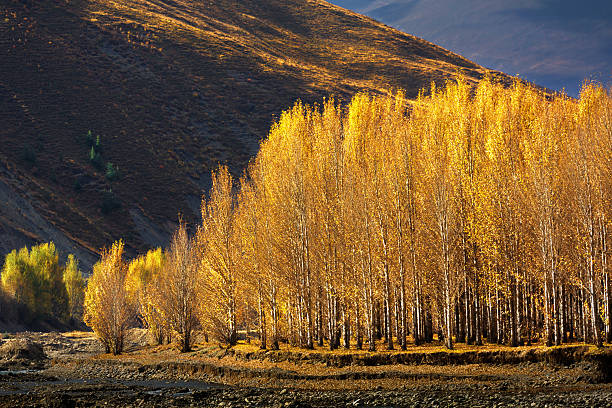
top-left (218, 344), bottom-right (612, 379)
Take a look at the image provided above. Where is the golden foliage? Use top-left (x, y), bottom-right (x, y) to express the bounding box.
top-left (63, 254), bottom-right (85, 321)
top-left (82, 78), bottom-right (612, 351)
top-left (84, 240), bottom-right (134, 355)
top-left (126, 248), bottom-right (167, 344)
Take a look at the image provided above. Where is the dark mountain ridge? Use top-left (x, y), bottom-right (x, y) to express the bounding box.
top-left (330, 0), bottom-right (612, 96)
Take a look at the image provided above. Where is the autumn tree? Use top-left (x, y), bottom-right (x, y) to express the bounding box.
top-left (63, 254), bottom-right (85, 321)
top-left (1, 242), bottom-right (69, 320)
top-left (104, 78), bottom-right (612, 352)
top-left (84, 240), bottom-right (134, 355)
top-left (127, 248), bottom-right (167, 345)
top-left (198, 166), bottom-right (240, 346)
top-left (158, 222), bottom-right (199, 352)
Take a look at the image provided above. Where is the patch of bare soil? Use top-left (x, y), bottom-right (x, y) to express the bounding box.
top-left (0, 338), bottom-right (47, 370)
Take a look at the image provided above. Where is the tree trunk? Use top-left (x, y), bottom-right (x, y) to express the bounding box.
top-left (487, 289), bottom-right (495, 343)
top-left (343, 303), bottom-right (351, 349)
top-left (270, 284), bottom-right (279, 350)
top-left (383, 265), bottom-right (394, 350)
top-left (509, 273), bottom-right (518, 347)
top-left (600, 220), bottom-right (611, 344)
top-left (355, 299), bottom-right (363, 350)
top-left (258, 287), bottom-right (267, 349)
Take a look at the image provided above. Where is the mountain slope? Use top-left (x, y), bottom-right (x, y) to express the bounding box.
top-left (330, 0), bottom-right (612, 96)
top-left (0, 0), bottom-right (510, 269)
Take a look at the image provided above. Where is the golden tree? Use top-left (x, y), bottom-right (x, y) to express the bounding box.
top-left (126, 248), bottom-right (167, 345)
top-left (63, 254), bottom-right (85, 321)
top-left (158, 222), bottom-right (199, 352)
top-left (84, 240), bottom-right (134, 355)
top-left (198, 166), bottom-right (240, 346)
top-left (97, 78), bottom-right (612, 352)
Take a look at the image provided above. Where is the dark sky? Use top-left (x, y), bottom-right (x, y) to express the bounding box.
top-left (330, 0), bottom-right (612, 96)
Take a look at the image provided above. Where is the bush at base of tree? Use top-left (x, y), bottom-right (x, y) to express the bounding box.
top-left (0, 286), bottom-right (30, 327)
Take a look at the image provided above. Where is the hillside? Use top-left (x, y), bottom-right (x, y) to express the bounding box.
top-left (330, 0), bottom-right (612, 96)
top-left (0, 0), bottom-right (509, 269)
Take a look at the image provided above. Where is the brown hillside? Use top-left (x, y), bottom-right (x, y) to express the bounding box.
top-left (0, 0), bottom-right (509, 268)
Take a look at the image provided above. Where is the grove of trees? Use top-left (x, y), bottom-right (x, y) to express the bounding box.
top-left (85, 78), bottom-right (612, 352)
top-left (1, 242), bottom-right (85, 323)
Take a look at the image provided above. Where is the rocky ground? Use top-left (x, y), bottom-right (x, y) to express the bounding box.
top-left (0, 332), bottom-right (611, 407)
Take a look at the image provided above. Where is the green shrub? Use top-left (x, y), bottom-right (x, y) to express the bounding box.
top-left (105, 162), bottom-right (120, 181)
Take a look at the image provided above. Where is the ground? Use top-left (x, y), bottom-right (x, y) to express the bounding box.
top-left (0, 331), bottom-right (611, 407)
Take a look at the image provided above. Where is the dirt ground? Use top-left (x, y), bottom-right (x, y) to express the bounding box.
top-left (0, 331), bottom-right (611, 407)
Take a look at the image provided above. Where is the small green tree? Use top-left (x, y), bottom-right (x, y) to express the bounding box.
top-left (101, 189), bottom-right (121, 214)
top-left (85, 130), bottom-right (94, 146)
top-left (105, 162), bottom-right (120, 181)
top-left (89, 146), bottom-right (103, 170)
top-left (1, 242), bottom-right (69, 320)
top-left (63, 254), bottom-right (85, 321)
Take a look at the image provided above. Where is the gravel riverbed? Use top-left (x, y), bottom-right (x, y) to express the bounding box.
top-left (0, 332), bottom-right (610, 407)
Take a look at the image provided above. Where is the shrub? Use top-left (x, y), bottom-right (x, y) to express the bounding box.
top-left (105, 162), bottom-right (120, 181)
top-left (0, 287), bottom-right (29, 326)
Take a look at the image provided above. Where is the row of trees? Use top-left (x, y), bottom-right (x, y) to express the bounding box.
top-left (85, 78), bottom-right (611, 353)
top-left (1, 243), bottom-right (85, 322)
top-left (84, 168), bottom-right (240, 354)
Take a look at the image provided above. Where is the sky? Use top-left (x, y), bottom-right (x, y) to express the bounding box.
top-left (330, 0), bottom-right (612, 96)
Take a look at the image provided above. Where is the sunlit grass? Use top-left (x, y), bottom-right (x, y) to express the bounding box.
top-left (229, 337), bottom-right (610, 356)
